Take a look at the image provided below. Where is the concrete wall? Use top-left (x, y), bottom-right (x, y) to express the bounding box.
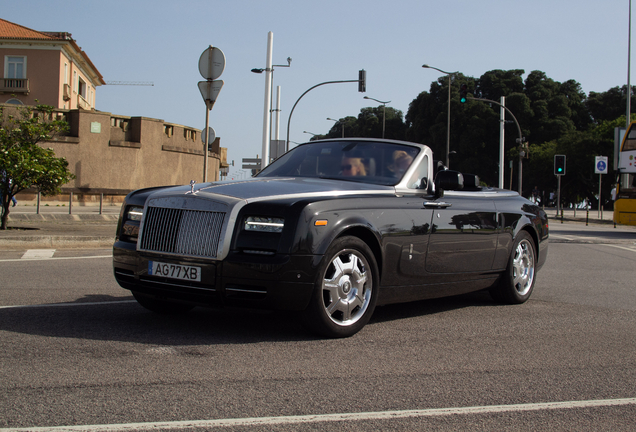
top-left (2, 104), bottom-right (224, 200)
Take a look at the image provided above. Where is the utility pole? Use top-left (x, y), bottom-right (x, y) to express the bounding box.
top-left (260, 32), bottom-right (274, 170)
top-left (467, 97), bottom-right (524, 194)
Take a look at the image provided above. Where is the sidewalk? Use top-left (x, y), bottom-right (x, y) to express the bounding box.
top-left (0, 204), bottom-right (121, 249)
top-left (546, 207), bottom-right (617, 225)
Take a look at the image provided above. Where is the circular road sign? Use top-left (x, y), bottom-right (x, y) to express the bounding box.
top-left (198, 46), bottom-right (226, 80)
top-left (202, 127), bottom-right (216, 145)
top-left (595, 156), bottom-right (608, 174)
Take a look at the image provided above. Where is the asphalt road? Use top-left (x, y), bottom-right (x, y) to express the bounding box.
top-left (1, 226), bottom-right (635, 431)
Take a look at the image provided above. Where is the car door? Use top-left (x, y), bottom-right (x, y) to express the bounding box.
top-left (424, 193), bottom-right (498, 278)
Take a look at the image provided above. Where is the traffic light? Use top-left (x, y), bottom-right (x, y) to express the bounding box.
top-left (358, 69), bottom-right (366, 93)
top-left (554, 154), bottom-right (566, 175)
top-left (459, 84), bottom-right (468, 103)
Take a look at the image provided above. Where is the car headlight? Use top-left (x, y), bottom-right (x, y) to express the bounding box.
top-left (244, 216), bottom-right (284, 233)
top-left (126, 206), bottom-right (144, 221)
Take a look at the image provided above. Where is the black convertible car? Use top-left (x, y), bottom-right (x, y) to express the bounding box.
top-left (113, 138), bottom-right (548, 337)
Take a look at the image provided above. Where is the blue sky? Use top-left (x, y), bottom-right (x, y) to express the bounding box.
top-left (3, 0), bottom-right (633, 179)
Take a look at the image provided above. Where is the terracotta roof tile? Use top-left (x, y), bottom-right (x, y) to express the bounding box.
top-left (0, 18), bottom-right (59, 40)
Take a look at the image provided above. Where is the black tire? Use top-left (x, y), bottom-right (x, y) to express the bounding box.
top-left (132, 291), bottom-right (195, 314)
top-left (302, 236), bottom-right (379, 338)
top-left (490, 231), bottom-right (536, 304)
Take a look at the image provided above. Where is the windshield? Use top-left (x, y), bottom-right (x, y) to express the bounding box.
top-left (257, 140), bottom-right (420, 186)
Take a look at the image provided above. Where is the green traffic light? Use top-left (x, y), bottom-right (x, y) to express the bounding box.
top-left (459, 84), bottom-right (468, 103)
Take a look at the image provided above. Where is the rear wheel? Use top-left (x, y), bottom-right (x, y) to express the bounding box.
top-left (302, 236), bottom-right (379, 338)
top-left (490, 231), bottom-right (536, 304)
top-left (132, 291), bottom-right (195, 314)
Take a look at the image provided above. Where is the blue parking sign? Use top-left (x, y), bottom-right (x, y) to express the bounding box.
top-left (595, 156), bottom-right (608, 174)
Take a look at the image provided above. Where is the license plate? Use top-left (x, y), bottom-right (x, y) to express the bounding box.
top-left (148, 261), bottom-right (201, 282)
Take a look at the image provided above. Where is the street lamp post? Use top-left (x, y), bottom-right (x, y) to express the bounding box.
top-left (286, 74), bottom-right (367, 150)
top-left (422, 64), bottom-right (458, 167)
top-left (327, 117), bottom-right (344, 138)
top-left (363, 96), bottom-right (391, 138)
top-left (252, 53), bottom-right (292, 167)
top-left (467, 96), bottom-right (525, 194)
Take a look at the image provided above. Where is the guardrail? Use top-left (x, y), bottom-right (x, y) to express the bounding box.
top-left (34, 192), bottom-right (116, 215)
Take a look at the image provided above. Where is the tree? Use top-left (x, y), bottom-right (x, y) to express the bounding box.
top-left (0, 103), bottom-right (75, 230)
top-left (322, 109), bottom-right (407, 141)
top-left (586, 85), bottom-right (636, 123)
top-left (404, 69), bottom-right (591, 192)
top-left (524, 117), bottom-right (627, 209)
top-left (355, 106), bottom-right (406, 140)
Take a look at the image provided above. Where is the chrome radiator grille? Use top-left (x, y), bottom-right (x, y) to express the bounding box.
top-left (139, 207), bottom-right (225, 258)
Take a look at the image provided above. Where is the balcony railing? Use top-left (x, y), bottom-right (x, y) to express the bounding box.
top-left (1, 78), bottom-right (29, 94)
top-left (77, 94), bottom-right (91, 110)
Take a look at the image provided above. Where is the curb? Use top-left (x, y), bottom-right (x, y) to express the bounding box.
top-left (547, 215), bottom-right (614, 225)
top-left (7, 214), bottom-right (119, 222)
top-left (0, 235), bottom-right (115, 250)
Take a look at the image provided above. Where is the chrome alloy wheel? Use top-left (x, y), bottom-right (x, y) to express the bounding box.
top-left (321, 249), bottom-right (373, 326)
top-left (512, 238), bottom-right (535, 296)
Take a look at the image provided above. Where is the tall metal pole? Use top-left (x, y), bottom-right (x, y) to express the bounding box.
top-left (519, 147), bottom-right (523, 196)
top-left (382, 103), bottom-right (386, 138)
top-left (599, 174), bottom-right (603, 219)
top-left (203, 107), bottom-right (210, 182)
top-left (261, 32), bottom-right (273, 169)
top-left (557, 175), bottom-right (561, 215)
top-left (274, 85), bottom-right (282, 141)
top-left (286, 78), bottom-right (365, 150)
top-left (622, 0), bottom-right (633, 191)
top-left (422, 65), bottom-right (458, 168)
top-left (363, 96), bottom-right (391, 138)
top-left (203, 47), bottom-right (214, 183)
top-left (499, 96), bottom-right (505, 189)
top-left (468, 96), bottom-right (524, 194)
top-left (446, 74), bottom-right (451, 167)
top-left (628, 0), bottom-right (632, 130)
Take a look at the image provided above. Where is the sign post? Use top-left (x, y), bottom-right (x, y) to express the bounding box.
top-left (554, 155), bottom-right (566, 217)
top-left (201, 127), bottom-right (216, 152)
top-left (242, 157), bottom-right (261, 176)
top-left (198, 46), bottom-right (226, 183)
top-left (595, 156), bottom-right (608, 219)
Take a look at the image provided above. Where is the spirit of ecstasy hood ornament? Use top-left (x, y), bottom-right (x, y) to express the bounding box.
top-left (187, 180), bottom-right (196, 194)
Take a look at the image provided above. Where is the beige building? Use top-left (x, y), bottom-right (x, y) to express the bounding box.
top-left (0, 18), bottom-right (103, 110)
top-left (1, 19), bottom-right (226, 202)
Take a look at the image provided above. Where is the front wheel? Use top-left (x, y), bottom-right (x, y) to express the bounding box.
top-left (302, 236), bottom-right (379, 338)
top-left (490, 231), bottom-right (536, 304)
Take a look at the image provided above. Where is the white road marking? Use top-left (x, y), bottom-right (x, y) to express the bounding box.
top-left (0, 300), bottom-right (136, 310)
top-left (549, 234), bottom-right (577, 241)
top-left (0, 255), bottom-right (112, 263)
top-left (601, 244), bottom-right (636, 253)
top-left (1, 398), bottom-right (635, 431)
top-left (22, 249), bottom-right (56, 259)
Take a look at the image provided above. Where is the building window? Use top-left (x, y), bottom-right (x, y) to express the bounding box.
top-left (5, 56), bottom-right (26, 78)
top-left (78, 77), bottom-right (87, 98)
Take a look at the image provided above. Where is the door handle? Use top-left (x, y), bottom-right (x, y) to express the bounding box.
top-left (423, 201), bottom-right (452, 208)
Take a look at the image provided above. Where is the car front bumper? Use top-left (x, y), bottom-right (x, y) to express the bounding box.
top-left (113, 240), bottom-right (320, 311)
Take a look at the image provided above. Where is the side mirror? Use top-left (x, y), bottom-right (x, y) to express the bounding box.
top-left (435, 170), bottom-right (464, 192)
